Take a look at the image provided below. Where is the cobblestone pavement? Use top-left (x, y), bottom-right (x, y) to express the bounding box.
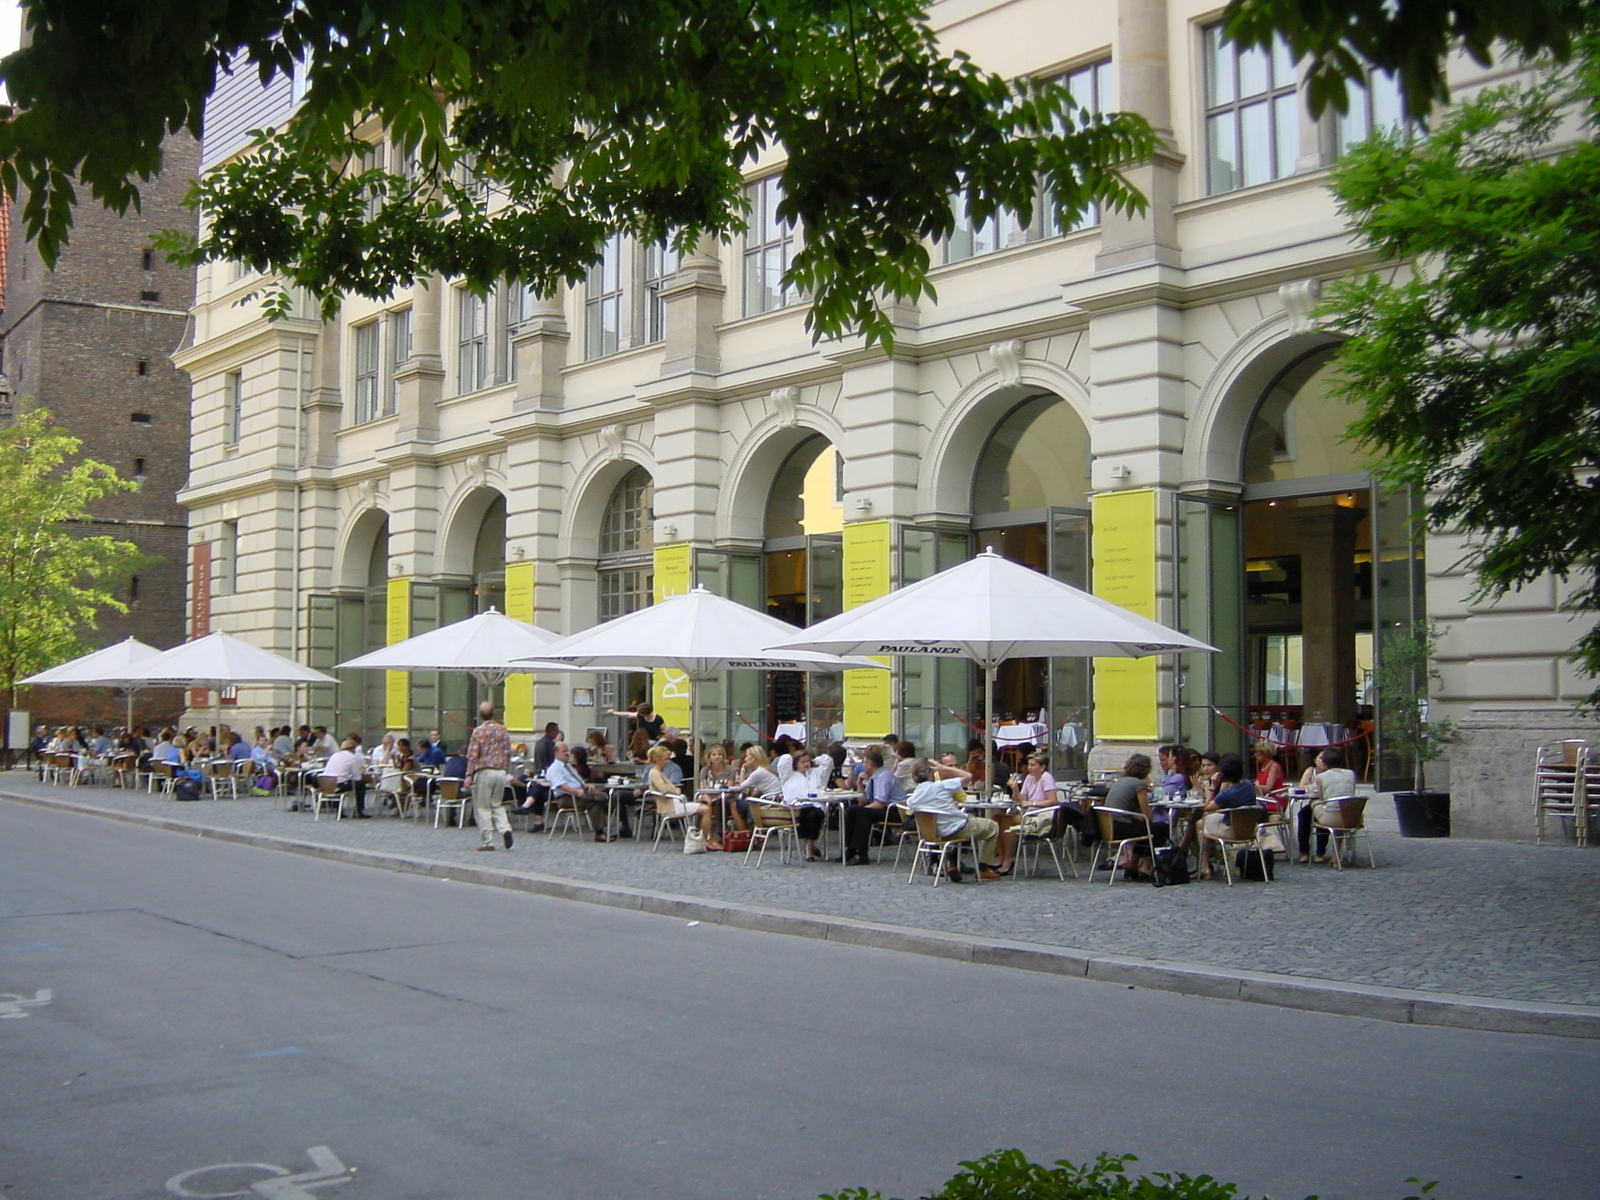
top-left (7, 770), bottom-right (1600, 1006)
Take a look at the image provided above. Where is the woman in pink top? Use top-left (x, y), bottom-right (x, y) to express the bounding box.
top-left (995, 755), bottom-right (1058, 875)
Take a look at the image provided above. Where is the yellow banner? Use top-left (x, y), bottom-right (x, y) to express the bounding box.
top-left (842, 520), bottom-right (893, 738)
top-left (385, 576), bottom-right (411, 730)
top-left (1092, 489), bottom-right (1159, 740)
top-left (503, 560), bottom-right (536, 731)
top-left (651, 543), bottom-right (693, 730)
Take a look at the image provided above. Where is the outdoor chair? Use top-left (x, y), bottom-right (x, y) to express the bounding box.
top-left (109, 752), bottom-right (138, 788)
top-left (204, 759), bottom-right (238, 801)
top-left (148, 760), bottom-right (177, 796)
top-left (1200, 805), bottom-right (1271, 886)
top-left (745, 798), bottom-right (797, 866)
top-left (546, 784), bottom-right (593, 840)
top-left (648, 790), bottom-right (693, 852)
top-left (431, 777), bottom-right (467, 828)
top-left (1011, 804), bottom-right (1079, 881)
top-left (1312, 795), bottom-right (1374, 870)
top-left (907, 810), bottom-right (982, 886)
top-left (1086, 805), bottom-right (1155, 887)
top-left (1534, 740), bottom-right (1590, 844)
top-left (311, 775), bottom-right (346, 821)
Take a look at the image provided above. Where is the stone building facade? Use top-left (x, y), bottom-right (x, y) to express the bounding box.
top-left (1, 135), bottom-right (199, 729)
top-left (179, 0), bottom-right (1595, 838)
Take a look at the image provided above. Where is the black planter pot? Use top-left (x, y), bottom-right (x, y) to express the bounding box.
top-left (1393, 791), bottom-right (1451, 838)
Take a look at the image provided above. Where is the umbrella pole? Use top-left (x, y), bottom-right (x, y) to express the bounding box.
top-left (985, 662), bottom-right (996, 789)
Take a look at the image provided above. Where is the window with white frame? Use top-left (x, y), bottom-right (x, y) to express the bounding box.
top-left (641, 240), bottom-right (679, 344)
top-left (385, 307), bottom-right (411, 414)
top-left (586, 235), bottom-right (624, 360)
top-left (1336, 70), bottom-right (1407, 156)
top-left (353, 320), bottom-right (381, 423)
top-left (944, 191), bottom-right (1005, 264)
top-left (743, 176), bottom-right (798, 316)
top-left (1203, 25), bottom-right (1299, 195)
top-left (222, 369), bottom-right (242, 447)
top-left (354, 141), bottom-right (382, 220)
top-left (456, 288), bottom-right (489, 393)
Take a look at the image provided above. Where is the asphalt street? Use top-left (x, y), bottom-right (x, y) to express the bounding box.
top-left (2, 801), bottom-right (1595, 1200)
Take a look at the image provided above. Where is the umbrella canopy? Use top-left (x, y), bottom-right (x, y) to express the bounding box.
top-left (121, 631), bottom-right (337, 690)
top-left (766, 548), bottom-right (1215, 759)
top-left (523, 588), bottom-right (884, 746)
top-left (21, 637), bottom-right (165, 686)
top-left (20, 636), bottom-right (168, 729)
top-left (336, 608), bottom-right (570, 689)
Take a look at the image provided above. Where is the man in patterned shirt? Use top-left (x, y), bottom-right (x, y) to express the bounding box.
top-left (465, 701), bottom-right (514, 851)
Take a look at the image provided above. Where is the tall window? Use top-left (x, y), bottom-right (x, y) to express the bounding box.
top-left (222, 369), bottom-right (242, 447)
top-left (353, 321), bottom-right (380, 424)
top-left (1052, 59), bottom-right (1113, 234)
top-left (586, 236), bottom-right (624, 359)
top-left (456, 288), bottom-right (488, 393)
top-left (598, 466), bottom-right (655, 622)
top-left (945, 191), bottom-right (1005, 264)
top-left (1204, 25), bottom-right (1299, 194)
top-left (641, 240), bottom-right (679, 344)
top-left (499, 282), bottom-right (527, 382)
top-left (743, 176), bottom-right (797, 316)
top-left (385, 307), bottom-right (411, 414)
top-left (354, 141), bottom-right (383, 220)
top-left (1336, 70), bottom-right (1406, 155)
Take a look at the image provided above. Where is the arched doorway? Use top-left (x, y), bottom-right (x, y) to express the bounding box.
top-left (596, 466), bottom-right (656, 747)
top-left (965, 392), bottom-right (1093, 770)
top-left (1236, 347), bottom-right (1384, 775)
top-left (308, 510), bottom-right (390, 741)
top-left (763, 435), bottom-right (844, 743)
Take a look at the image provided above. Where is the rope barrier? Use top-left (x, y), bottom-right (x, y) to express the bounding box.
top-left (1210, 706), bottom-right (1371, 749)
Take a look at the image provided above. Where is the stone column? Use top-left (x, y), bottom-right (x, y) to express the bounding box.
top-left (512, 291), bottom-right (569, 412)
top-left (394, 274), bottom-right (444, 442)
top-left (1291, 502), bottom-right (1367, 723)
top-left (1096, 0), bottom-right (1181, 271)
top-left (658, 235), bottom-right (724, 376)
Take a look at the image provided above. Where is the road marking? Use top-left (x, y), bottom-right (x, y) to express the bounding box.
top-left (0, 942), bottom-right (62, 953)
top-left (246, 1047), bottom-right (306, 1058)
top-left (165, 1145), bottom-right (352, 1199)
top-left (0, 988), bottom-right (51, 1018)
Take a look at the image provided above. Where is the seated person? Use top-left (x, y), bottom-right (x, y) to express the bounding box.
top-left (1253, 740), bottom-right (1287, 809)
top-left (547, 742), bottom-right (613, 842)
top-left (698, 744), bottom-right (744, 835)
top-left (904, 760), bottom-right (1000, 882)
top-left (843, 745), bottom-right (906, 865)
top-left (646, 744), bottom-right (719, 849)
top-left (318, 737), bottom-right (370, 818)
top-left (1197, 752), bottom-right (1257, 880)
top-left (781, 749), bottom-right (827, 862)
top-left (996, 754), bottom-right (1059, 875)
top-left (416, 736), bottom-right (447, 768)
top-left (248, 735), bottom-right (280, 792)
top-left (1297, 747), bottom-right (1358, 863)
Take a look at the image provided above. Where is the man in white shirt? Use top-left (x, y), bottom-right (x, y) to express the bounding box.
top-left (905, 760), bottom-right (1000, 882)
top-left (546, 742), bottom-right (611, 842)
top-left (313, 726), bottom-right (338, 757)
top-left (319, 737), bottom-right (370, 818)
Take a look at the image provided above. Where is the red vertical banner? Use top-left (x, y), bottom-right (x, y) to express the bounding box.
top-left (190, 542), bottom-right (212, 709)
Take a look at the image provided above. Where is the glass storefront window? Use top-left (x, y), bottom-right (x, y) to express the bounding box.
top-left (1243, 350), bottom-right (1365, 484)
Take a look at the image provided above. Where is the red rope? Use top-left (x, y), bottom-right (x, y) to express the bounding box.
top-left (1211, 706), bottom-right (1370, 749)
top-left (947, 708), bottom-right (988, 736)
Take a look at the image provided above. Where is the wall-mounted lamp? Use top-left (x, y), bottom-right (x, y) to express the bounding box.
top-left (658, 522), bottom-right (679, 541)
top-left (852, 496), bottom-right (873, 514)
top-left (510, 544), bottom-right (527, 561)
top-left (389, 558), bottom-right (405, 577)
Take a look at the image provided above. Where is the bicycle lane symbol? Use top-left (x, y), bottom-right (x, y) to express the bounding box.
top-left (165, 1145), bottom-right (354, 1199)
top-left (0, 989), bottom-right (51, 1018)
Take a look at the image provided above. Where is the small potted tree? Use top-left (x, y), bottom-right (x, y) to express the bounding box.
top-left (1376, 620), bottom-right (1459, 837)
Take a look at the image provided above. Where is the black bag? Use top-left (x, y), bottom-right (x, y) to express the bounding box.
top-left (1150, 846), bottom-right (1190, 887)
top-left (1235, 848), bottom-right (1276, 881)
top-left (173, 779), bottom-right (203, 802)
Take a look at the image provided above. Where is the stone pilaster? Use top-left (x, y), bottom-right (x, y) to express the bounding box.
top-left (658, 235), bottom-right (724, 376)
top-left (394, 275), bottom-right (444, 442)
top-left (512, 291), bottom-right (569, 412)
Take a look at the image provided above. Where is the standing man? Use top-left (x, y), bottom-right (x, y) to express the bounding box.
top-left (465, 701), bottom-right (514, 851)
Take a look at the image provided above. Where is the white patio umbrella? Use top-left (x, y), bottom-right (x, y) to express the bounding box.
top-left (520, 587), bottom-right (885, 751)
top-left (336, 608), bottom-right (570, 691)
top-left (119, 631), bottom-right (338, 740)
top-left (20, 636), bottom-right (166, 729)
top-left (766, 548), bottom-right (1217, 763)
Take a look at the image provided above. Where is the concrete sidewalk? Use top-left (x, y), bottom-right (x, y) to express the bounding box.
top-left (6, 769), bottom-right (1599, 1036)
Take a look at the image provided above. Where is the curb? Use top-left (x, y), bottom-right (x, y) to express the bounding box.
top-left (8, 788), bottom-right (1598, 1040)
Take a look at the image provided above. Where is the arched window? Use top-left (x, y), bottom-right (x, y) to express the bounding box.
top-left (599, 466), bottom-right (654, 620)
top-left (1244, 349), bottom-right (1364, 484)
top-left (472, 493), bottom-right (507, 612)
top-left (972, 393), bottom-right (1091, 515)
